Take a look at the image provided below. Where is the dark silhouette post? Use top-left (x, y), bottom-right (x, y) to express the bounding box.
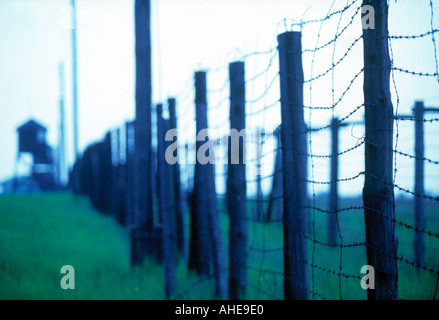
top-left (125, 121), bottom-right (135, 226)
top-left (328, 118), bottom-right (346, 245)
top-left (278, 31), bottom-right (308, 300)
top-left (412, 101), bottom-right (439, 267)
top-left (227, 61), bottom-right (247, 300)
top-left (414, 101), bottom-right (425, 268)
top-left (267, 127), bottom-right (283, 221)
top-left (208, 148), bottom-right (227, 299)
top-left (157, 104), bottom-right (177, 299)
top-left (188, 71), bottom-right (226, 298)
top-left (112, 129), bottom-right (121, 222)
top-left (362, 0), bottom-right (398, 300)
top-left (58, 62), bottom-right (67, 187)
top-left (255, 129), bottom-right (264, 220)
top-left (168, 98), bottom-right (186, 259)
top-left (132, 0), bottom-right (154, 265)
top-left (71, 0), bottom-right (79, 161)
top-left (188, 71), bottom-right (212, 275)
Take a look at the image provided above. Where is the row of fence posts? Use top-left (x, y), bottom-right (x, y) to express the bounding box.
top-left (71, 96), bottom-right (434, 301)
top-left (71, 0), bottom-right (438, 300)
top-left (399, 101), bottom-right (439, 268)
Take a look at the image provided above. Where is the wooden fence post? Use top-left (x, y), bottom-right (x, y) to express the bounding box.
top-left (157, 103), bottom-right (177, 299)
top-left (90, 144), bottom-right (100, 210)
top-left (168, 97), bottom-right (187, 259)
top-left (188, 71), bottom-right (212, 275)
top-left (414, 101), bottom-right (425, 268)
top-left (112, 129), bottom-right (121, 222)
top-left (125, 121), bottom-right (135, 227)
top-left (328, 118), bottom-right (343, 245)
top-left (101, 132), bottom-right (113, 213)
top-left (362, 0), bottom-right (398, 300)
top-left (255, 129), bottom-right (264, 221)
top-left (267, 126), bottom-right (283, 221)
top-left (227, 61), bottom-right (247, 300)
top-left (277, 31), bottom-right (308, 300)
top-left (132, 0), bottom-right (154, 265)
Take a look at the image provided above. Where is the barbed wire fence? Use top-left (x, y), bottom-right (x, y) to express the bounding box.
top-left (71, 0), bottom-right (439, 300)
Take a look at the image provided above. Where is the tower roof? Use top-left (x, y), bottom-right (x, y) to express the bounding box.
top-left (17, 119), bottom-right (47, 133)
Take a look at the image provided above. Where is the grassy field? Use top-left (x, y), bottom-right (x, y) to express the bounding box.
top-left (0, 193), bottom-right (200, 299)
top-left (0, 193), bottom-right (438, 299)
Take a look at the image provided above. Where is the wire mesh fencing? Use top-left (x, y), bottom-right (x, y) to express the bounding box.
top-left (71, 0), bottom-right (439, 300)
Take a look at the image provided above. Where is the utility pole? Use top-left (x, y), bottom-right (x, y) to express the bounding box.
top-left (71, 0), bottom-right (79, 161)
top-left (58, 62), bottom-right (67, 187)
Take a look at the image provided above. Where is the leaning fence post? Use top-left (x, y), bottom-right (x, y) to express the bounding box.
top-left (277, 31), bottom-right (308, 300)
top-left (414, 101), bottom-right (425, 268)
top-left (227, 61), bottom-right (247, 300)
top-left (168, 97), bottom-right (187, 259)
top-left (362, 0), bottom-right (398, 300)
top-left (157, 103), bottom-right (177, 299)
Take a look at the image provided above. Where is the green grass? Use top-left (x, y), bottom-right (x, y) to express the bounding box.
top-left (0, 193), bottom-right (438, 299)
top-left (0, 193), bottom-right (187, 299)
top-left (238, 197), bottom-right (439, 300)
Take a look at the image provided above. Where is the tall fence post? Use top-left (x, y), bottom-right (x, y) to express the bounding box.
top-left (267, 127), bottom-right (283, 221)
top-left (362, 0), bottom-right (398, 300)
top-left (157, 103), bottom-right (177, 299)
top-left (414, 101), bottom-right (425, 268)
top-left (328, 118), bottom-right (341, 245)
top-left (277, 31), bottom-right (308, 300)
top-left (117, 127), bottom-right (127, 226)
top-left (188, 71), bottom-right (212, 275)
top-left (100, 132), bottom-right (113, 213)
top-left (132, 0), bottom-right (154, 265)
top-left (227, 61), bottom-right (247, 300)
top-left (168, 97), bottom-right (186, 259)
top-left (112, 128), bottom-right (121, 222)
top-left (125, 121), bottom-right (135, 227)
top-left (255, 129), bottom-right (264, 221)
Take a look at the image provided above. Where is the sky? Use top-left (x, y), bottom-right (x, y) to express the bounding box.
top-left (0, 0), bottom-right (438, 197)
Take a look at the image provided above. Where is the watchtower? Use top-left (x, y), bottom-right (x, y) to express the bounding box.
top-left (14, 119), bottom-right (55, 192)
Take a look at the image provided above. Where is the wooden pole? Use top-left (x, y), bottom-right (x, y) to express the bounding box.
top-left (255, 129), bottom-right (264, 220)
top-left (227, 61), bottom-right (247, 300)
top-left (132, 0), bottom-right (154, 265)
top-left (58, 62), bottom-right (67, 188)
top-left (112, 129), bottom-right (121, 222)
top-left (362, 0), bottom-right (398, 300)
top-left (414, 101), bottom-right (425, 268)
top-left (168, 97), bottom-right (186, 259)
top-left (277, 31), bottom-right (308, 300)
top-left (208, 152), bottom-right (227, 299)
top-left (267, 127), bottom-right (283, 221)
top-left (188, 71), bottom-right (212, 275)
top-left (71, 0), bottom-right (79, 161)
top-left (90, 144), bottom-right (100, 210)
top-left (328, 118), bottom-right (341, 245)
top-left (118, 128), bottom-right (127, 226)
top-left (125, 121), bottom-right (135, 227)
top-left (157, 103), bottom-right (177, 299)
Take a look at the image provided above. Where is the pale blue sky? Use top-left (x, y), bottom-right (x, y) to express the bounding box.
top-left (0, 0), bottom-right (438, 197)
